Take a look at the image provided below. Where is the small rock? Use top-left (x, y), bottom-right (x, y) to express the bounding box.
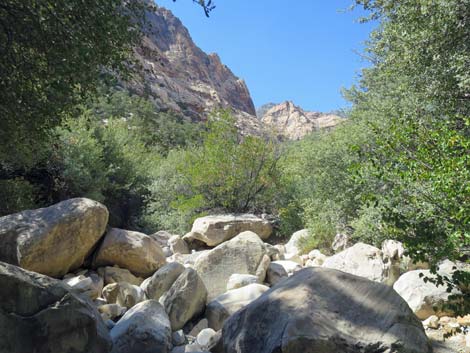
top-left (266, 262), bottom-right (288, 286)
top-left (423, 315), bottom-right (439, 329)
top-left (457, 314), bottom-right (470, 326)
top-left (172, 330), bottom-right (187, 346)
top-left (98, 303), bottom-right (126, 321)
top-left (196, 328), bottom-right (217, 348)
top-left (102, 282), bottom-right (146, 309)
top-left (226, 274), bottom-right (259, 290)
top-left (97, 266), bottom-right (144, 286)
top-left (188, 318), bottom-right (208, 337)
top-left (283, 252), bottom-right (303, 265)
top-left (169, 235), bottom-right (190, 255)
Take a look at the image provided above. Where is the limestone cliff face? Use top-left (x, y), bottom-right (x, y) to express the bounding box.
top-left (258, 101), bottom-right (343, 140)
top-left (130, 5), bottom-right (258, 128)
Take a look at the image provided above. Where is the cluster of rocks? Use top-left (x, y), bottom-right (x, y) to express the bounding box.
top-left (0, 198), bottom-right (468, 353)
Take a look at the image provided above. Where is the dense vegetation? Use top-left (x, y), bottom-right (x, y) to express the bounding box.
top-left (1, 0), bottom-right (468, 293)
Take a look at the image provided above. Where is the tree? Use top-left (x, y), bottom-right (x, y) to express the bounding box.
top-left (346, 0), bottom-right (470, 309)
top-left (0, 0), bottom-right (149, 170)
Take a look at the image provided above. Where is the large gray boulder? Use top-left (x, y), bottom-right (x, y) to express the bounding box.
top-left (393, 268), bottom-right (461, 319)
top-left (183, 214), bottom-right (272, 247)
top-left (110, 300), bottom-right (171, 353)
top-left (222, 267), bottom-right (431, 353)
top-left (0, 262), bottom-right (111, 353)
top-left (141, 262), bottom-right (185, 300)
top-left (93, 228), bottom-right (166, 277)
top-left (0, 198), bottom-right (108, 277)
top-left (322, 242), bottom-right (390, 283)
top-left (206, 283), bottom-right (269, 330)
top-left (193, 231), bottom-right (268, 302)
top-left (162, 268), bottom-right (207, 330)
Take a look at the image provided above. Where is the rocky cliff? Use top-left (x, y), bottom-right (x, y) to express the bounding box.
top-left (258, 101), bottom-right (343, 140)
top-left (128, 5), bottom-right (264, 134)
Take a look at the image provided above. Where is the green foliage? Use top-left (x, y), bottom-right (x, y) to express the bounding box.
top-left (52, 112), bottom-right (160, 228)
top-left (179, 111), bottom-right (282, 214)
top-left (0, 179), bottom-right (38, 215)
top-left (143, 111), bottom-right (283, 233)
top-left (140, 149), bottom-right (195, 234)
top-left (0, 0), bottom-right (148, 169)
top-left (349, 0), bottom-right (470, 264)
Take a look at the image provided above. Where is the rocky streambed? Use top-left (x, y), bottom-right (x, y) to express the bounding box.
top-left (0, 198), bottom-right (468, 353)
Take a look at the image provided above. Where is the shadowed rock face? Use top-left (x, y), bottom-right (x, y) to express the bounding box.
top-left (222, 267), bottom-right (432, 353)
top-left (130, 6), bottom-right (260, 129)
top-left (0, 262), bottom-right (111, 353)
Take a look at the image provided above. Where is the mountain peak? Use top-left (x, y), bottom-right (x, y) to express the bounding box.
top-left (258, 102), bottom-right (342, 140)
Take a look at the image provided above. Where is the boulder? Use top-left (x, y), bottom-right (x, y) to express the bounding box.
top-left (110, 300), bottom-right (171, 353)
top-left (0, 262), bottom-right (111, 353)
top-left (102, 282), bottom-right (146, 309)
top-left (0, 198), bottom-right (108, 277)
top-left (206, 283), bottom-right (269, 331)
top-left (271, 260), bottom-right (302, 275)
top-left (255, 254), bottom-right (271, 283)
top-left (94, 228), bottom-right (166, 277)
top-left (222, 267), bottom-right (431, 353)
top-left (169, 235), bottom-right (190, 254)
top-left (172, 330), bottom-right (187, 346)
top-left (162, 268), bottom-right (207, 330)
top-left (284, 229), bottom-right (309, 255)
top-left (393, 269), bottom-right (460, 319)
top-left (227, 274), bottom-right (259, 290)
top-left (323, 242), bottom-right (389, 283)
top-left (98, 303), bottom-right (127, 321)
top-left (193, 231), bottom-right (268, 301)
top-left (168, 250), bottom-right (211, 267)
top-left (283, 252), bottom-right (303, 265)
top-left (62, 272), bottom-right (103, 300)
top-left (149, 230), bottom-right (173, 248)
top-left (196, 328), bottom-right (218, 350)
top-left (141, 262), bottom-right (185, 300)
top-left (265, 262), bottom-right (288, 286)
top-left (183, 214), bottom-right (272, 247)
top-left (188, 318), bottom-right (209, 337)
top-left (305, 249), bottom-right (327, 267)
top-left (97, 266), bottom-right (144, 286)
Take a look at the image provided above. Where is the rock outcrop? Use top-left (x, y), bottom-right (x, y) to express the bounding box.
top-left (258, 101), bottom-right (342, 140)
top-left (0, 198), bottom-right (108, 277)
top-left (222, 267), bottom-right (431, 353)
top-left (131, 6), bottom-right (263, 135)
top-left (183, 214), bottom-right (273, 247)
top-left (0, 262), bottom-right (111, 353)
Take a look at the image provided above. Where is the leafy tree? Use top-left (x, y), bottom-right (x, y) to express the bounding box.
top-left (0, 0), bottom-right (149, 170)
top-left (144, 111), bottom-right (283, 233)
top-left (349, 0), bottom-right (470, 264)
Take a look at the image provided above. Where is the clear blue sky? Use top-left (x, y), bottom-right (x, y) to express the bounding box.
top-left (156, 1), bottom-right (376, 112)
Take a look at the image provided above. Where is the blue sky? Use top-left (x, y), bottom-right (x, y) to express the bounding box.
top-left (156, 1), bottom-right (376, 112)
